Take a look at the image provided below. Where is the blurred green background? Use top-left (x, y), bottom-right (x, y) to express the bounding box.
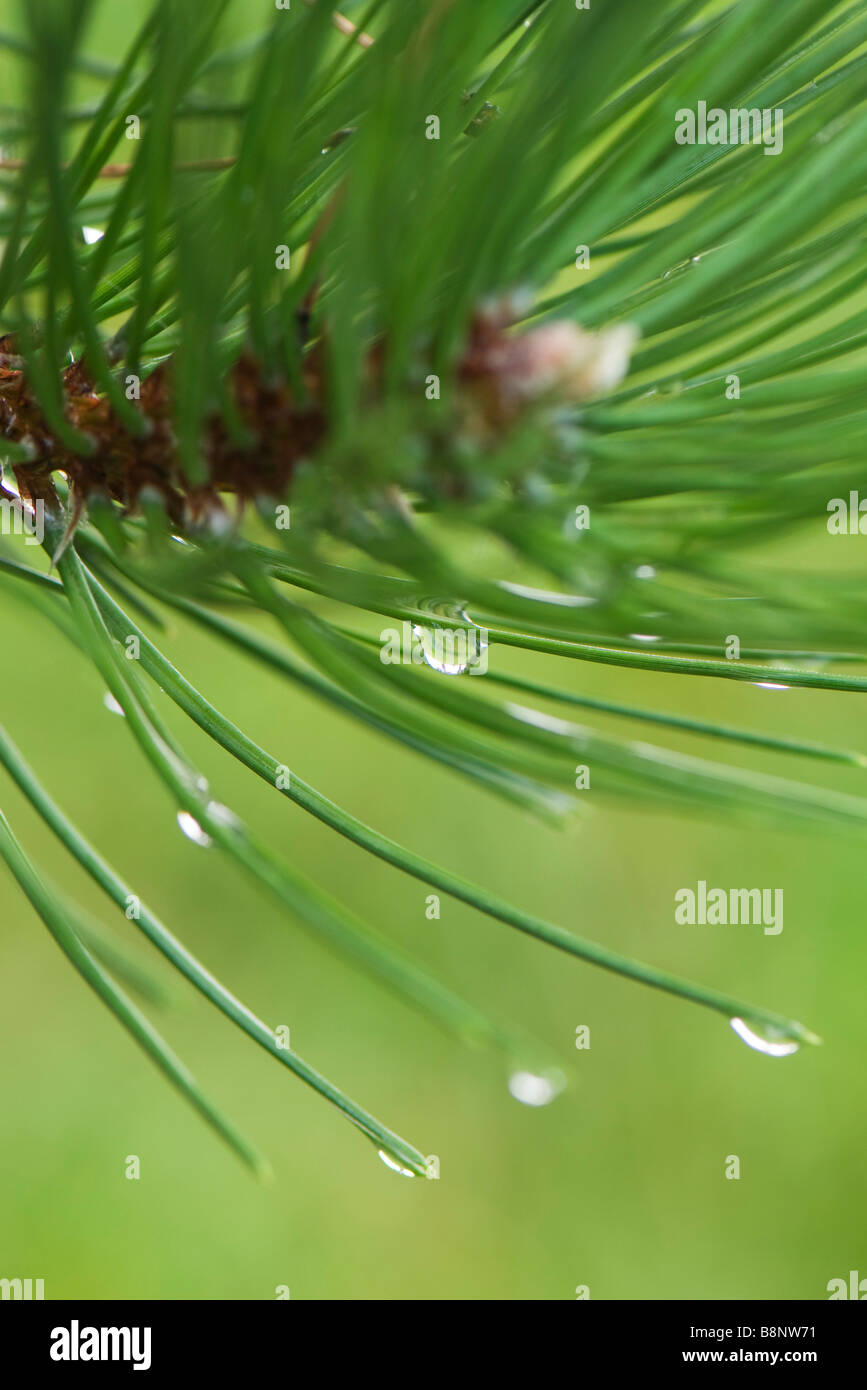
top-left (2, 525), bottom-right (866, 1301)
top-left (1, 0), bottom-right (865, 1302)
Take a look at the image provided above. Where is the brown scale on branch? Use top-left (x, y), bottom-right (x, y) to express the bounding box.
top-left (1, 340), bottom-right (327, 528)
top-left (0, 303), bottom-right (637, 533)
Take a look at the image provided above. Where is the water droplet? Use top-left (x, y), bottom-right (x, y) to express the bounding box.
top-left (177, 811), bottom-right (212, 848)
top-left (754, 682), bottom-right (789, 690)
top-left (103, 691), bottom-right (125, 716)
top-left (508, 1068), bottom-right (565, 1107)
top-left (634, 565), bottom-right (656, 581)
top-left (409, 600), bottom-right (490, 674)
top-left (82, 225), bottom-right (104, 244)
top-left (729, 1017), bottom-right (800, 1057)
top-left (412, 624), bottom-right (470, 674)
top-left (377, 1149), bottom-right (416, 1177)
top-left (629, 633), bottom-right (661, 643)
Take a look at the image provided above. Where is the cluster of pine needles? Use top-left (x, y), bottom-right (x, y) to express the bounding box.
top-left (0, 0), bottom-right (865, 1174)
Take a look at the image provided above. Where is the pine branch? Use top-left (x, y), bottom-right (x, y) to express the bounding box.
top-left (1, 0), bottom-right (864, 1174)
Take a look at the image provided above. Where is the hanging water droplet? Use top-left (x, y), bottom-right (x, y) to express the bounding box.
top-left (629, 633), bottom-right (661, 643)
top-left (177, 811), bottom-right (212, 848)
top-left (634, 564), bottom-right (656, 581)
top-left (377, 1148), bottom-right (416, 1178)
top-left (412, 624), bottom-right (470, 675)
top-left (103, 691), bottom-right (125, 716)
top-left (508, 1068), bottom-right (565, 1107)
top-left (729, 1017), bottom-right (800, 1057)
top-left (753, 682), bottom-right (790, 690)
top-left (82, 225), bottom-right (105, 245)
